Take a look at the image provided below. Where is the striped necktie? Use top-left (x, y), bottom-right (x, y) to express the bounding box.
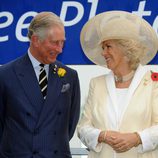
top-left (39, 64), bottom-right (48, 99)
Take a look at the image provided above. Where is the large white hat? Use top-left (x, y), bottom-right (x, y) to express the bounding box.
top-left (80, 11), bottom-right (158, 67)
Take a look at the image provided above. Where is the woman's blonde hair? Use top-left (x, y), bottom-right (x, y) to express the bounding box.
top-left (27, 12), bottom-right (64, 40)
top-left (114, 39), bottom-right (147, 70)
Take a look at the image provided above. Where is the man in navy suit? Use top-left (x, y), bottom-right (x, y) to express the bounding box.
top-left (0, 12), bottom-right (80, 158)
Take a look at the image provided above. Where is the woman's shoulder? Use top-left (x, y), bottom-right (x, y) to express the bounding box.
top-left (143, 70), bottom-right (157, 80)
top-left (139, 70), bottom-right (158, 88)
top-left (89, 73), bottom-right (111, 87)
top-left (91, 74), bottom-right (108, 81)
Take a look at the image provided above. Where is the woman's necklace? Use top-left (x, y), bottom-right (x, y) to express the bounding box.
top-left (114, 70), bottom-right (135, 83)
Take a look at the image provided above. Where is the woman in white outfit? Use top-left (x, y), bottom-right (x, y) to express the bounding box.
top-left (77, 11), bottom-right (158, 158)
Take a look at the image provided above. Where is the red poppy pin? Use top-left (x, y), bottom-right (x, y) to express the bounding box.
top-left (151, 71), bottom-right (158, 81)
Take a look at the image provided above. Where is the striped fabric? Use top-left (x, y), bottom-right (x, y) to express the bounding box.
top-left (39, 64), bottom-right (48, 99)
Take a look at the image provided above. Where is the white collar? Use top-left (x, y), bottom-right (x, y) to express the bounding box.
top-left (105, 64), bottom-right (148, 129)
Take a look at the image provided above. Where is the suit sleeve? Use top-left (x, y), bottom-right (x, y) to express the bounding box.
top-left (138, 81), bottom-right (158, 153)
top-left (0, 74), bottom-right (5, 142)
top-left (77, 78), bottom-right (102, 152)
top-left (69, 71), bottom-right (80, 140)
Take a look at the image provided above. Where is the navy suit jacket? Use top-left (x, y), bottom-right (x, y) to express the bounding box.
top-left (0, 54), bottom-right (80, 158)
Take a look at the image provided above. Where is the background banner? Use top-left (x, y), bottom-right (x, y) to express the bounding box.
top-left (1, 1), bottom-right (158, 155)
top-left (0, 0), bottom-right (158, 65)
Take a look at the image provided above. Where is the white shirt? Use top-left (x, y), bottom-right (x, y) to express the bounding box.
top-left (27, 49), bottom-right (49, 81)
top-left (106, 88), bottom-right (128, 130)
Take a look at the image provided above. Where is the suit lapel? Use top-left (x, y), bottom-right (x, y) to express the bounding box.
top-left (105, 71), bottom-right (119, 129)
top-left (46, 63), bottom-right (63, 102)
top-left (105, 65), bottom-right (148, 130)
top-left (14, 54), bottom-right (44, 115)
top-left (119, 65), bottom-right (148, 128)
top-left (95, 75), bottom-right (109, 129)
top-left (36, 62), bottom-right (63, 127)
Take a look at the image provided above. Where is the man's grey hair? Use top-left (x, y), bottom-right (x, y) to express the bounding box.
top-left (27, 12), bottom-right (64, 40)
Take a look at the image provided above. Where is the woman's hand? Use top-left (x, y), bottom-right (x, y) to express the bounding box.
top-left (104, 131), bottom-right (141, 153)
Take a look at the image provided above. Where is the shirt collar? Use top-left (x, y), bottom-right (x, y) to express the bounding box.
top-left (27, 49), bottom-right (49, 69)
top-left (28, 49), bottom-right (40, 68)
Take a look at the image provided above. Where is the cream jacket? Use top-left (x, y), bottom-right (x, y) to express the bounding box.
top-left (77, 65), bottom-right (158, 158)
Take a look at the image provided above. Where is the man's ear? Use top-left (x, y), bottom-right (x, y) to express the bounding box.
top-left (31, 35), bottom-right (40, 47)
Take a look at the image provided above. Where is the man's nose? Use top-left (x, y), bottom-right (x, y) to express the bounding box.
top-left (55, 46), bottom-right (63, 53)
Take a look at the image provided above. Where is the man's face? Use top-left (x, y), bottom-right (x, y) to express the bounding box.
top-left (34, 25), bottom-right (65, 64)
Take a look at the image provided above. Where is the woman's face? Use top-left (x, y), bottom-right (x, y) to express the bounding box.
top-left (102, 40), bottom-right (128, 72)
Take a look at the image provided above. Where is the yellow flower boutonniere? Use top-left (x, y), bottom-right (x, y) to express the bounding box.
top-left (57, 68), bottom-right (66, 77)
top-left (53, 64), bottom-right (66, 77)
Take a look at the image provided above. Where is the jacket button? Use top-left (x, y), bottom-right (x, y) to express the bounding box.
top-left (33, 151), bottom-right (39, 155)
top-left (33, 128), bottom-right (39, 135)
top-left (58, 111), bottom-right (61, 115)
top-left (54, 150), bottom-right (58, 154)
top-left (26, 112), bottom-right (31, 116)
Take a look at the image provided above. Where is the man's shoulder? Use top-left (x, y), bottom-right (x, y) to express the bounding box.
top-left (55, 60), bottom-right (77, 74)
top-left (0, 54), bottom-right (27, 73)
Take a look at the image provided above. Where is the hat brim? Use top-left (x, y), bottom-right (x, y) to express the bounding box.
top-left (80, 11), bottom-right (158, 67)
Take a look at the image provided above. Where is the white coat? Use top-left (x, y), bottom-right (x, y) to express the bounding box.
top-left (78, 65), bottom-right (158, 158)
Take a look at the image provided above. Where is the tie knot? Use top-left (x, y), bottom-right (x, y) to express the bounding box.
top-left (39, 63), bottom-right (45, 68)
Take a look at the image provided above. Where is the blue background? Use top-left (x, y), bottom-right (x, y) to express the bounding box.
top-left (0, 0), bottom-right (158, 65)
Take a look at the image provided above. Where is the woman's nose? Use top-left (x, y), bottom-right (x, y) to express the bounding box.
top-left (101, 49), bottom-right (107, 56)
